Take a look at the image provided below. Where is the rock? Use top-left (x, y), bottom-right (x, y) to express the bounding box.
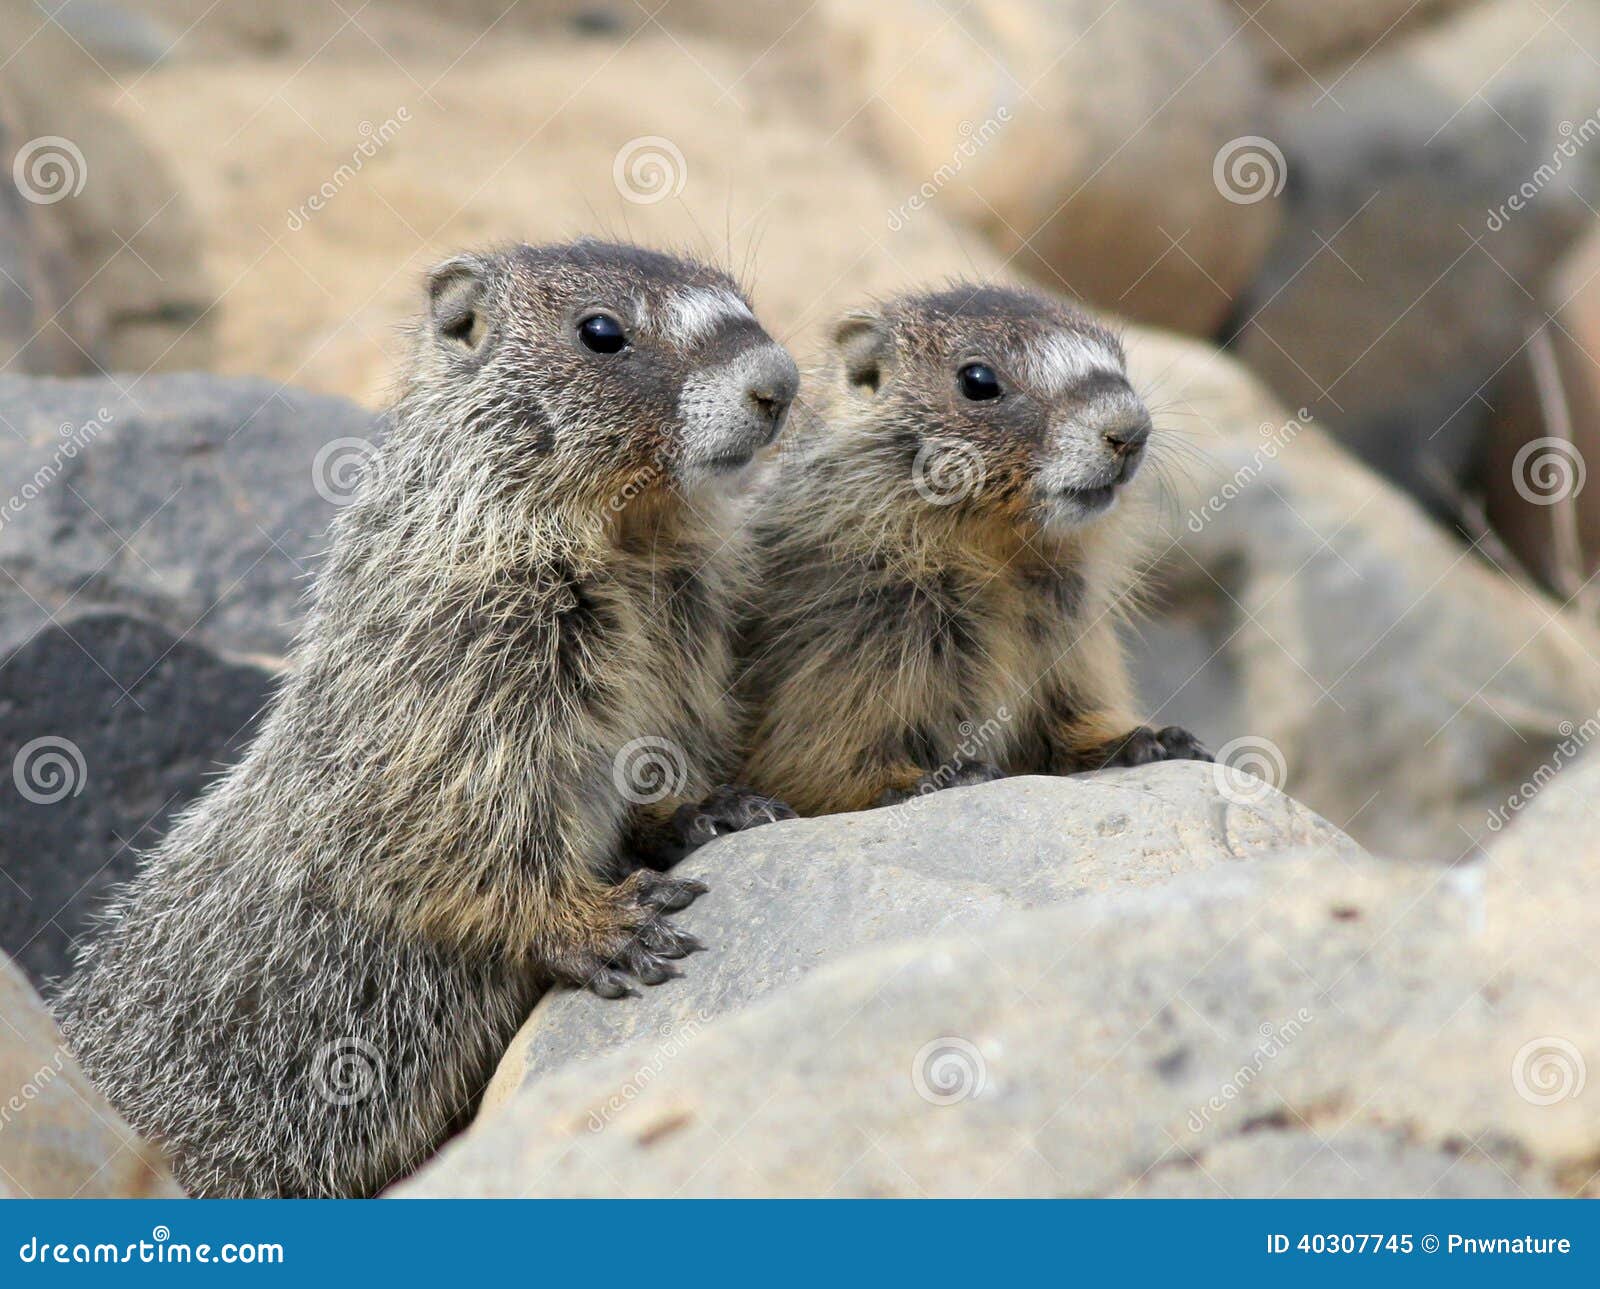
top-left (1227, 0), bottom-right (1600, 520)
top-left (0, 373), bottom-right (371, 659)
top-left (0, 611), bottom-right (275, 987)
top-left (1231, 0), bottom-right (1477, 82)
top-left (37, 1), bottom-right (175, 69)
top-left (1, 9), bottom-right (214, 374)
top-left (0, 948), bottom-right (179, 1197)
top-left (0, 88), bottom-right (88, 376)
top-left (483, 763), bottom-right (1360, 1115)
top-left (1121, 327), bottom-right (1600, 861)
top-left (805, 0), bottom-right (1277, 336)
top-left (404, 830), bottom-right (1596, 1197)
top-left (103, 29), bottom-right (1025, 406)
top-left (1126, 1127), bottom-right (1544, 1198)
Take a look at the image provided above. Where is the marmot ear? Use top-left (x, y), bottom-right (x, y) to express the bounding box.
top-left (832, 309), bottom-right (892, 396)
top-left (427, 255), bottom-right (491, 352)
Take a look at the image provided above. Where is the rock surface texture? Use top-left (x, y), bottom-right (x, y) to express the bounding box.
top-left (405, 757), bottom-right (1598, 1196)
top-left (480, 766), bottom-right (1360, 1116)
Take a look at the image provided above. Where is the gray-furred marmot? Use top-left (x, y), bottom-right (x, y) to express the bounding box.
top-left (54, 239), bottom-right (799, 1198)
top-left (736, 283), bottom-right (1210, 816)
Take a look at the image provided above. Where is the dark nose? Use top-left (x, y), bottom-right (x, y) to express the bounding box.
top-left (1103, 415), bottom-right (1150, 459)
top-left (746, 349), bottom-right (799, 434)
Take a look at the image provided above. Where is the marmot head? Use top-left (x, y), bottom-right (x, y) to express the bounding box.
top-left (406, 239), bottom-right (798, 504)
top-left (825, 284), bottom-right (1150, 533)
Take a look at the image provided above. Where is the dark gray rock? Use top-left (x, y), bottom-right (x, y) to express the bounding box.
top-left (0, 373), bottom-right (377, 658)
top-left (0, 610), bottom-right (275, 986)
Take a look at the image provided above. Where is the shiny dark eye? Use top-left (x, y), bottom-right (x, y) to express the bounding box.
top-left (578, 314), bottom-right (627, 354)
top-left (959, 362), bottom-right (1002, 401)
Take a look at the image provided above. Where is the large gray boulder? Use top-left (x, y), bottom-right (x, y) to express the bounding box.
top-left (0, 373), bottom-right (374, 659)
top-left (0, 373), bottom-right (371, 984)
top-left (403, 757), bottom-right (1598, 1197)
top-left (480, 764), bottom-right (1360, 1116)
top-left (0, 948), bottom-right (179, 1197)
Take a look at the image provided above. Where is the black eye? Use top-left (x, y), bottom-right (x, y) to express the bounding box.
top-left (579, 314), bottom-right (627, 354)
top-left (959, 362), bottom-right (1001, 401)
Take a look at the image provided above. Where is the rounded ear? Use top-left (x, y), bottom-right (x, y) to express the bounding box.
top-left (426, 254), bottom-right (491, 352)
top-left (832, 308), bottom-right (892, 395)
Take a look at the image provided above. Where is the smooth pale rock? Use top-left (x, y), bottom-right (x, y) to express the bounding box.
top-left (0, 611), bottom-right (274, 987)
top-left (0, 949), bottom-right (179, 1197)
top-left (480, 763), bottom-right (1360, 1116)
top-left (805, 0), bottom-right (1276, 336)
top-left (1227, 0), bottom-right (1600, 518)
top-left (405, 755), bottom-right (1600, 1199)
top-left (1127, 1127), bottom-right (1546, 1198)
top-left (1123, 328), bottom-right (1600, 861)
top-left (1230, 0), bottom-right (1477, 82)
top-left (0, 373), bottom-right (370, 659)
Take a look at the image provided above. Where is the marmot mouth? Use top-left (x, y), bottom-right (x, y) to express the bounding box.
top-left (695, 448), bottom-right (759, 476)
top-left (1047, 482), bottom-right (1118, 514)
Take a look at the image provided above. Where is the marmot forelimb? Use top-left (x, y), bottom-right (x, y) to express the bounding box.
top-left (737, 283), bottom-right (1209, 816)
top-left (54, 240), bottom-right (799, 1197)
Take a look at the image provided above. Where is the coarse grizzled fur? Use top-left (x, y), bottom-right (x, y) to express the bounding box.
top-left (54, 239), bottom-right (799, 1198)
top-left (737, 282), bottom-right (1210, 817)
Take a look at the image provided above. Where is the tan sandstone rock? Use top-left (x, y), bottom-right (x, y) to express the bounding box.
top-left (803, 0), bottom-right (1278, 336)
top-left (0, 951), bottom-right (179, 1198)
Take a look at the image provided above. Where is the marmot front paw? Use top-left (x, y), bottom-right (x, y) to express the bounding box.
top-left (1090, 725), bottom-right (1212, 768)
top-left (548, 869), bottom-right (708, 999)
top-left (671, 784), bottom-right (797, 851)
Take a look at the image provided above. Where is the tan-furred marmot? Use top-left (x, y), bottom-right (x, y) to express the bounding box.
top-left (55, 240), bottom-right (798, 1198)
top-left (737, 283), bottom-right (1209, 816)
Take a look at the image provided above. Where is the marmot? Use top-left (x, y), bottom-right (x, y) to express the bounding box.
top-left (736, 283), bottom-right (1209, 816)
top-left (54, 240), bottom-right (799, 1198)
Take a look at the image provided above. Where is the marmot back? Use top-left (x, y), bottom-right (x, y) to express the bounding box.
top-left (738, 283), bottom-right (1209, 816)
top-left (55, 239), bottom-right (798, 1197)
